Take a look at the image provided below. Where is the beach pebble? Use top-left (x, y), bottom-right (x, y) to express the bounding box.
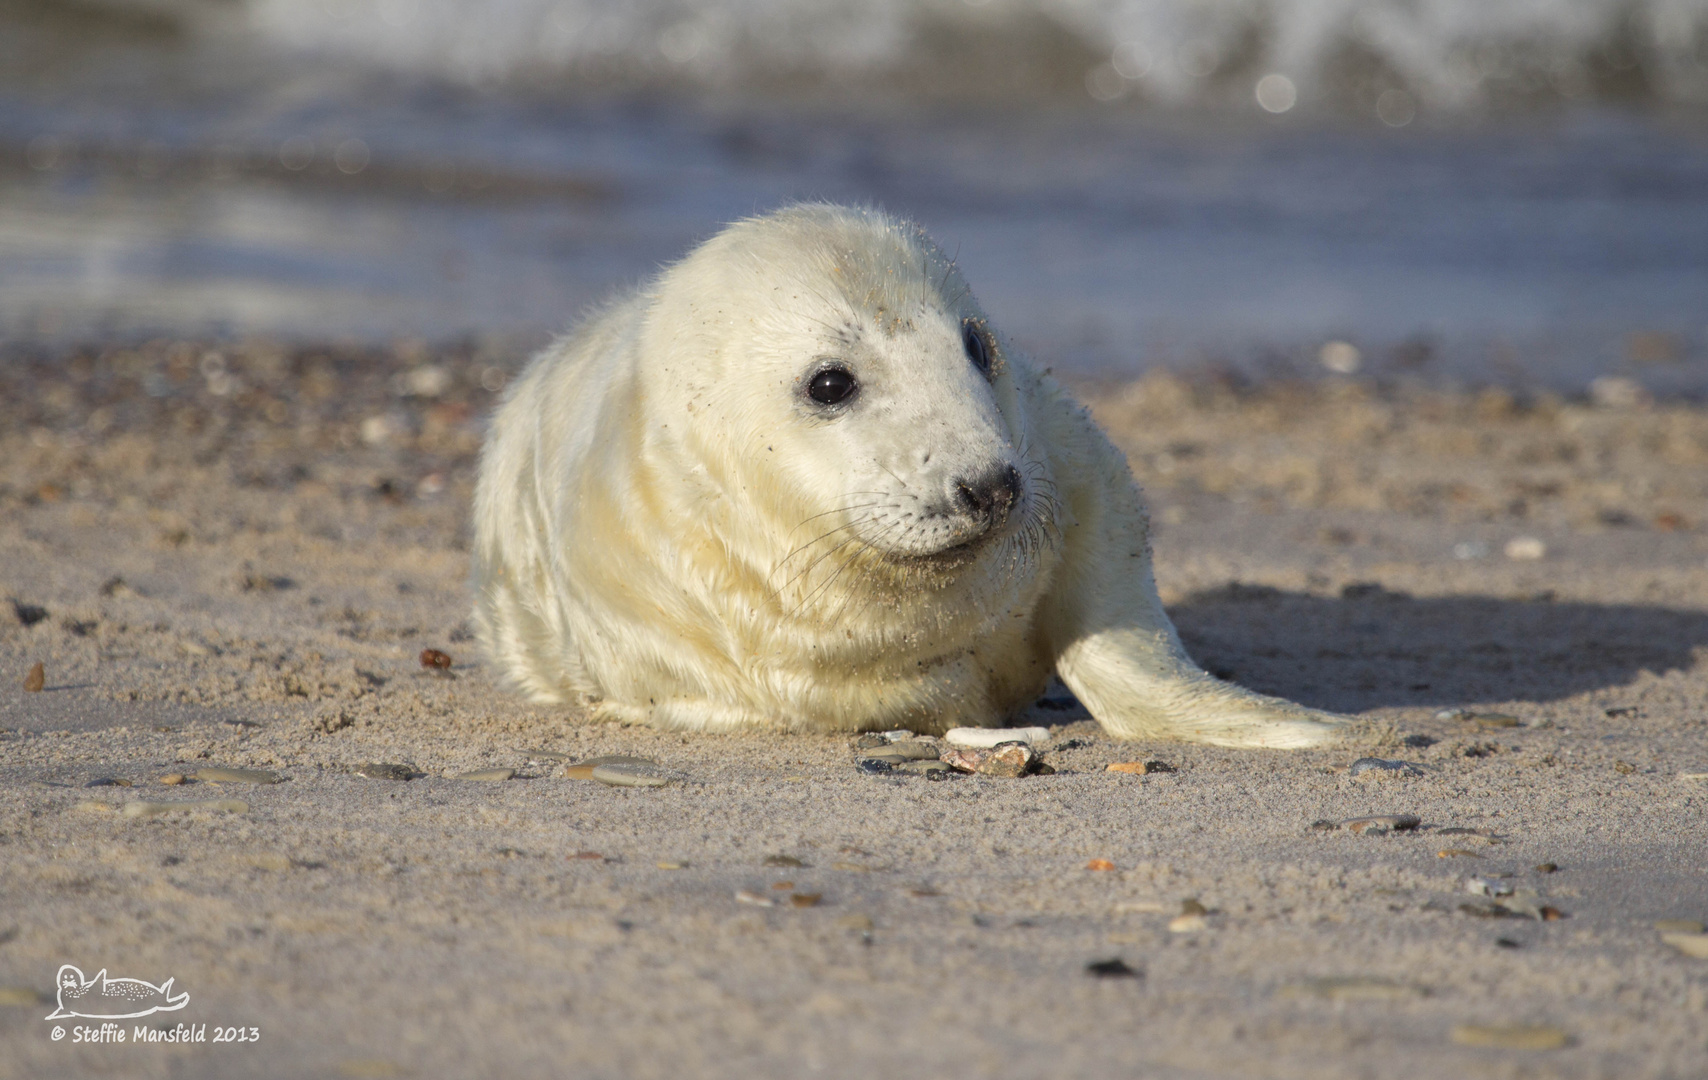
top-left (788, 893), bottom-right (822, 908)
top-left (1282, 977), bottom-right (1426, 1002)
top-left (943, 742), bottom-right (1041, 778)
top-left (1467, 877), bottom-right (1515, 897)
top-left (1503, 536), bottom-right (1546, 561)
top-left (450, 768), bottom-right (515, 782)
top-left (1086, 859), bottom-right (1116, 871)
top-left (1438, 849), bottom-right (1484, 858)
top-left (855, 758), bottom-right (894, 775)
top-left (84, 777), bottom-right (132, 788)
top-left (1085, 957), bottom-right (1140, 978)
top-left (122, 799), bottom-right (247, 818)
top-left (1106, 760), bottom-right (1174, 775)
top-left (944, 726), bottom-right (1049, 748)
top-left (22, 662), bottom-right (44, 693)
top-left (351, 763), bottom-right (415, 782)
top-left (1450, 1024), bottom-right (1570, 1050)
top-left (419, 648), bottom-right (453, 669)
top-left (591, 762), bottom-right (679, 788)
top-left (1341, 815), bottom-right (1422, 835)
top-left (564, 755), bottom-right (657, 780)
top-left (763, 854), bottom-right (805, 868)
top-left (1662, 932), bottom-right (1708, 958)
top-left (1168, 913), bottom-right (1208, 933)
top-left (735, 889), bottom-right (774, 907)
top-left (1348, 757), bottom-right (1424, 779)
top-left (896, 760), bottom-right (952, 776)
top-left (158, 774), bottom-right (185, 786)
top-left (194, 767), bottom-right (281, 785)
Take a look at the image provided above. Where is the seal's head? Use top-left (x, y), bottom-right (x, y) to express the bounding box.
top-left (636, 204), bottom-right (1057, 611)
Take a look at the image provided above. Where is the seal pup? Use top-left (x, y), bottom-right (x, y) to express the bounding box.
top-left (473, 203), bottom-right (1345, 748)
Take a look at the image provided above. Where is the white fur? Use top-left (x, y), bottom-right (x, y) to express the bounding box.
top-left (472, 204), bottom-right (1345, 748)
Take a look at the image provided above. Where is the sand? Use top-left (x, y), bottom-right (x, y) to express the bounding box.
top-left (2, 341), bottom-right (1706, 1078)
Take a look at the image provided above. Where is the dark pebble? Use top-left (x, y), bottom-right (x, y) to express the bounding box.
top-left (1086, 957), bottom-right (1141, 979)
top-left (353, 762), bottom-right (418, 781)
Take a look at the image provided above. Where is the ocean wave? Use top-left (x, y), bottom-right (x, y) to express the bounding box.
top-left (232, 0), bottom-right (1708, 111)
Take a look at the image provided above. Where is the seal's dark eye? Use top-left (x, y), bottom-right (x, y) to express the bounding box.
top-left (963, 323), bottom-right (992, 376)
top-left (807, 365), bottom-right (857, 406)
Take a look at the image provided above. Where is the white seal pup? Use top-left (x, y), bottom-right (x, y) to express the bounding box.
top-left (473, 203), bottom-right (1345, 748)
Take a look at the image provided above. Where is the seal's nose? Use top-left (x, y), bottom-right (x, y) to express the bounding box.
top-left (953, 463), bottom-right (1022, 526)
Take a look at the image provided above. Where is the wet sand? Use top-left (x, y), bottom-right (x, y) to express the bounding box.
top-left (2, 341), bottom-right (1706, 1078)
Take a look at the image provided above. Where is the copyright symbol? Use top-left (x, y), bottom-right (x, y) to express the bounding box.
top-left (51, 1026), bottom-right (64, 1041)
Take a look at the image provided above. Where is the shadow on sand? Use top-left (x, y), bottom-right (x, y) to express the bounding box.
top-left (1168, 583), bottom-right (1708, 714)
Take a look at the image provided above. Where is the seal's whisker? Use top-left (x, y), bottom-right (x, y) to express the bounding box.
top-left (776, 517), bottom-right (882, 598)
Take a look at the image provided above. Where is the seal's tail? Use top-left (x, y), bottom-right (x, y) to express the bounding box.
top-left (157, 978), bottom-right (189, 1012)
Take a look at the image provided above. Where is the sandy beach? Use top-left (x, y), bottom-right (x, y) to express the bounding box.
top-left (2, 339), bottom-right (1706, 1078)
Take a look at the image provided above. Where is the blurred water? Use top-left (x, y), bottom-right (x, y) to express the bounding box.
top-left (2, 1), bottom-right (1707, 394)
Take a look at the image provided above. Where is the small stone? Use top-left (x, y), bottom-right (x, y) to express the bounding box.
top-left (1106, 760), bottom-right (1174, 775)
top-left (1654, 919), bottom-right (1705, 934)
top-left (1085, 957), bottom-right (1139, 978)
top-left (84, 777), bottom-right (132, 788)
top-left (1283, 977), bottom-right (1427, 1002)
top-left (1534, 863), bottom-right (1559, 873)
top-left (194, 767), bottom-right (281, 785)
top-left (1343, 815), bottom-right (1422, 835)
top-left (122, 799), bottom-right (247, 817)
top-left (591, 762), bottom-right (679, 788)
top-left (1348, 757), bottom-right (1424, 778)
top-left (1438, 849), bottom-right (1484, 858)
top-left (763, 855), bottom-right (806, 868)
top-left (451, 768), bottom-right (514, 781)
top-left (1450, 1024), bottom-right (1570, 1050)
top-left (855, 758), bottom-right (895, 775)
top-left (570, 851), bottom-right (604, 861)
top-left (1503, 537), bottom-right (1547, 561)
top-left (977, 743), bottom-right (1041, 778)
top-left (351, 763), bottom-right (414, 781)
top-left (896, 760), bottom-right (952, 776)
top-left (1179, 898), bottom-right (1207, 917)
top-left (419, 648), bottom-right (453, 670)
top-left (1467, 877), bottom-right (1515, 897)
top-left (884, 739), bottom-right (940, 761)
top-left (735, 889), bottom-right (774, 907)
top-left (1402, 734), bottom-right (1436, 748)
top-left (837, 914), bottom-right (874, 932)
top-left (1168, 913), bottom-right (1208, 933)
top-left (788, 893), bottom-right (822, 908)
top-left (564, 755), bottom-right (657, 780)
top-left (655, 861), bottom-right (687, 870)
top-left (22, 662), bottom-right (44, 693)
top-left (1471, 713), bottom-right (1522, 729)
top-left (158, 774), bottom-right (185, 786)
top-left (939, 747), bottom-right (985, 773)
top-left (1086, 859), bottom-right (1116, 871)
top-left (1540, 906), bottom-right (1566, 921)
top-left (944, 726), bottom-right (1049, 748)
top-left (1661, 932), bottom-right (1708, 958)
top-left (1614, 760), bottom-right (1637, 775)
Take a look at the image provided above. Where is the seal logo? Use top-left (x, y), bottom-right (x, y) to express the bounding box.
top-left (45, 964), bottom-right (189, 1021)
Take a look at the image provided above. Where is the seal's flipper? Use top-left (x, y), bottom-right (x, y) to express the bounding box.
top-left (1034, 386), bottom-right (1347, 748)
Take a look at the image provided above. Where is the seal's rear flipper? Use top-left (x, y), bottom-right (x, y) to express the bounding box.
top-left (157, 978), bottom-right (189, 1012)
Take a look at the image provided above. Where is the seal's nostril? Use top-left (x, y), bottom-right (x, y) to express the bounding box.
top-left (953, 464), bottom-right (1022, 524)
